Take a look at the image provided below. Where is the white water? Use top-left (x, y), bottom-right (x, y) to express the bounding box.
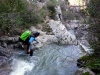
top-left (10, 59), bottom-right (34, 75)
top-left (10, 43), bottom-right (85, 75)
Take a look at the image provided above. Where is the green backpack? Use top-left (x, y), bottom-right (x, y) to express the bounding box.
top-left (20, 30), bottom-right (31, 41)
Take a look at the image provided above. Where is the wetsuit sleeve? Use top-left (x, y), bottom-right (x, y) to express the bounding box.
top-left (28, 37), bottom-right (36, 50)
top-left (29, 37), bottom-right (36, 43)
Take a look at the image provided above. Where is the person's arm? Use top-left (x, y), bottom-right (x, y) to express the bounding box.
top-left (30, 37), bottom-right (39, 43)
top-left (28, 37), bottom-right (36, 52)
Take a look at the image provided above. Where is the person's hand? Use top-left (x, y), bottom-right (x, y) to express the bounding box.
top-left (28, 50), bottom-right (30, 53)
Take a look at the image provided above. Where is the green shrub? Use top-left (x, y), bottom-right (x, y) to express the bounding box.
top-left (0, 0), bottom-right (27, 13)
top-left (82, 72), bottom-right (90, 75)
top-left (86, 0), bottom-right (100, 18)
top-left (46, 0), bottom-right (58, 19)
top-left (0, 0), bottom-right (46, 34)
top-left (47, 5), bottom-right (56, 19)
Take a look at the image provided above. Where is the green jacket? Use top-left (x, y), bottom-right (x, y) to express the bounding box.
top-left (20, 30), bottom-right (31, 41)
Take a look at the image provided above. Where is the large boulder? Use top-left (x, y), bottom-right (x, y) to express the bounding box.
top-left (0, 46), bottom-right (13, 75)
top-left (48, 20), bottom-right (77, 44)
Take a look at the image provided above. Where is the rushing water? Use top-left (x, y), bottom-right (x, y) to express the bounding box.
top-left (9, 18), bottom-right (90, 75)
top-left (10, 43), bottom-right (85, 75)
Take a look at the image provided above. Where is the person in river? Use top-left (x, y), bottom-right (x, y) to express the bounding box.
top-left (19, 30), bottom-right (40, 56)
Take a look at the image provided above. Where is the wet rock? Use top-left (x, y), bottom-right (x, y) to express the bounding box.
top-left (2, 42), bottom-right (7, 48)
top-left (0, 56), bottom-right (8, 67)
top-left (74, 67), bottom-right (95, 75)
top-left (0, 68), bottom-right (12, 75)
top-left (0, 46), bottom-right (14, 75)
top-left (0, 46), bottom-right (12, 57)
top-left (0, 36), bottom-right (19, 43)
top-left (0, 36), bottom-right (20, 50)
top-left (0, 49), bottom-right (12, 75)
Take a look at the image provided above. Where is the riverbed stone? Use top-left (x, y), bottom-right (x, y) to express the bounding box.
top-left (74, 67), bottom-right (95, 75)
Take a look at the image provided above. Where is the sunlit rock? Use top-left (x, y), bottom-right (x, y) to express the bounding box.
top-left (49, 20), bottom-right (77, 44)
top-left (31, 35), bottom-right (58, 49)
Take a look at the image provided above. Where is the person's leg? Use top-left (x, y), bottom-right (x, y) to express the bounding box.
top-left (24, 37), bottom-right (30, 54)
top-left (19, 37), bottom-right (25, 49)
top-left (23, 45), bottom-right (27, 51)
top-left (26, 41), bottom-right (31, 54)
top-left (30, 50), bottom-right (33, 56)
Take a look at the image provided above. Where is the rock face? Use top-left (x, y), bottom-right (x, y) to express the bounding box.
top-left (49, 20), bottom-right (77, 44)
top-left (0, 46), bottom-right (13, 57)
top-left (0, 46), bottom-right (13, 75)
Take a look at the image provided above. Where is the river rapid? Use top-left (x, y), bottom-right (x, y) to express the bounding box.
top-left (9, 43), bottom-right (85, 75)
top-left (9, 19), bottom-right (91, 75)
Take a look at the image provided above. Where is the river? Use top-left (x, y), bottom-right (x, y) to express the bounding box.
top-left (9, 19), bottom-right (91, 75)
top-left (9, 43), bottom-right (85, 75)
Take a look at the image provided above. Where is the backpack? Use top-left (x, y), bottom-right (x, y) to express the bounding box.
top-left (20, 30), bottom-right (31, 41)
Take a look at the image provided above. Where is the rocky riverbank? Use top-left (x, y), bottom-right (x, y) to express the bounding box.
top-left (0, 20), bottom-right (94, 75)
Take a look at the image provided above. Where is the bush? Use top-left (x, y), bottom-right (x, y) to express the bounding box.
top-left (46, 0), bottom-right (58, 19)
top-left (0, 0), bottom-right (27, 13)
top-left (0, 0), bottom-right (46, 34)
top-left (86, 0), bottom-right (100, 18)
